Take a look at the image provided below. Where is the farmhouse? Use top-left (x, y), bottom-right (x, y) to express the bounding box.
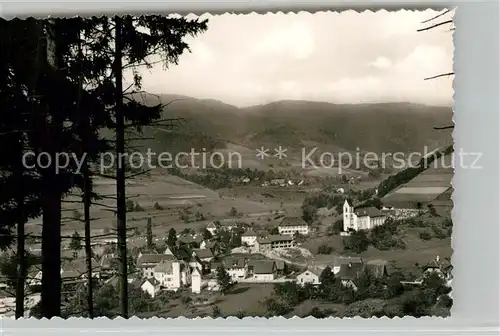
top-left (278, 217), bottom-right (310, 235)
top-left (206, 221), bottom-right (222, 235)
top-left (255, 235), bottom-right (295, 252)
top-left (296, 268), bottom-right (323, 286)
top-left (249, 260), bottom-right (277, 281)
top-left (152, 259), bottom-right (191, 291)
top-left (200, 240), bottom-right (218, 252)
top-left (422, 255), bottom-right (452, 280)
top-left (193, 248), bottom-right (214, 263)
top-left (241, 229), bottom-right (258, 246)
top-left (178, 234), bottom-right (204, 247)
top-left (141, 278), bottom-right (161, 298)
top-left (188, 254), bottom-right (203, 271)
top-left (342, 200), bottom-right (387, 232)
top-left (222, 257), bottom-right (248, 280)
top-left (336, 261), bottom-right (365, 291)
top-left (137, 253), bottom-right (178, 278)
top-left (331, 256), bottom-right (363, 275)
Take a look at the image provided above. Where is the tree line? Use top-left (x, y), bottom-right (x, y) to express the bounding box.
top-left (0, 16), bottom-right (208, 319)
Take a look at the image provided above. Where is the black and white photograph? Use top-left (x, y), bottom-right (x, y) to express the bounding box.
top-left (0, 9), bottom-right (454, 319)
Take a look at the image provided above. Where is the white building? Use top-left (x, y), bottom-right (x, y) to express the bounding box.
top-left (250, 260), bottom-right (276, 281)
top-left (255, 235), bottom-right (295, 252)
top-left (206, 222), bottom-right (221, 236)
top-left (141, 278), bottom-right (161, 298)
top-left (342, 200), bottom-right (387, 232)
top-left (191, 267), bottom-right (202, 294)
top-left (296, 268), bottom-right (322, 286)
top-left (222, 258), bottom-right (248, 280)
top-left (152, 259), bottom-right (191, 291)
top-left (278, 217), bottom-right (310, 235)
top-left (137, 253), bottom-right (178, 279)
top-left (241, 229), bottom-right (258, 246)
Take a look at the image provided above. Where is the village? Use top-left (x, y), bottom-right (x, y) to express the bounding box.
top-left (0, 174), bottom-right (453, 318)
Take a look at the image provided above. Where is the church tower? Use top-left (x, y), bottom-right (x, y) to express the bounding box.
top-left (343, 199), bottom-right (354, 232)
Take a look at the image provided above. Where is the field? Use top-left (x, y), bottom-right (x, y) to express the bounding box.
top-left (25, 172), bottom-right (286, 241)
top-left (381, 153), bottom-right (453, 209)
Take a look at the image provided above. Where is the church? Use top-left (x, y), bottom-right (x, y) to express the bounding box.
top-left (343, 200), bottom-right (388, 232)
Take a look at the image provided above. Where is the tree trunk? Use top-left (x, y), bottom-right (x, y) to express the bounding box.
top-left (15, 138), bottom-right (26, 319)
top-left (113, 15), bottom-right (128, 318)
top-left (39, 19), bottom-right (62, 319)
top-left (40, 185), bottom-right (62, 318)
top-left (76, 34), bottom-right (94, 319)
top-left (83, 164), bottom-right (93, 318)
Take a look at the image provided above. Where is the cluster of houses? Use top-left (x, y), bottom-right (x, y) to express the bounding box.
top-left (206, 216), bottom-right (310, 254)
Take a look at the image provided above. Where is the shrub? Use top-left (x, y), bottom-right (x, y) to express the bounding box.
top-left (134, 202), bottom-right (144, 212)
top-left (343, 230), bottom-right (370, 253)
top-left (154, 202), bottom-right (163, 210)
top-left (317, 244), bottom-right (334, 255)
top-left (419, 231), bottom-right (432, 240)
top-left (229, 207), bottom-right (238, 217)
top-left (126, 200), bottom-right (135, 212)
top-left (195, 212), bottom-right (205, 221)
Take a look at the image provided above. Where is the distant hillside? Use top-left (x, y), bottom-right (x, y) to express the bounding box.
top-left (378, 145), bottom-right (454, 211)
top-left (124, 93), bottom-right (453, 156)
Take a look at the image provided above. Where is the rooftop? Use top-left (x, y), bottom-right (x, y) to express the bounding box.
top-left (222, 257), bottom-right (246, 269)
top-left (242, 229), bottom-right (257, 237)
top-left (137, 254), bottom-right (177, 267)
top-left (252, 260), bottom-right (276, 274)
top-left (194, 248), bottom-right (214, 259)
top-left (279, 217), bottom-right (308, 227)
top-left (153, 260), bottom-right (174, 273)
top-left (354, 207), bottom-right (385, 218)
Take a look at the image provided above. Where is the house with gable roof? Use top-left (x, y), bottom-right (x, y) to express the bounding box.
top-left (193, 248), bottom-right (214, 263)
top-left (141, 278), bottom-right (161, 298)
top-left (249, 260), bottom-right (277, 281)
top-left (222, 257), bottom-right (248, 280)
top-left (206, 221), bottom-right (222, 235)
top-left (137, 253), bottom-right (178, 279)
top-left (296, 267), bottom-right (323, 286)
top-left (241, 229), bottom-right (258, 246)
top-left (278, 217), bottom-right (310, 235)
top-left (153, 258), bottom-right (191, 291)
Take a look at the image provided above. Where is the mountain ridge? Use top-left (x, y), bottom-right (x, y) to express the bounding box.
top-left (126, 92), bottom-right (453, 156)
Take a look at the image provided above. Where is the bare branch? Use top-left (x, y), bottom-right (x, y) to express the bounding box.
top-left (434, 125), bottom-right (454, 130)
top-left (424, 72), bottom-right (455, 81)
top-left (417, 19), bottom-right (453, 32)
top-left (125, 169), bottom-right (151, 179)
top-left (421, 9), bottom-right (452, 24)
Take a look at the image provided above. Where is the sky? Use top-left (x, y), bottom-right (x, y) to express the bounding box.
top-left (129, 10), bottom-right (454, 107)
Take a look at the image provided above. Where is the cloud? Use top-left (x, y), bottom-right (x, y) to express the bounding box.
top-left (369, 56), bottom-right (393, 70)
top-left (135, 10), bottom-right (453, 107)
top-left (252, 22), bottom-right (315, 60)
